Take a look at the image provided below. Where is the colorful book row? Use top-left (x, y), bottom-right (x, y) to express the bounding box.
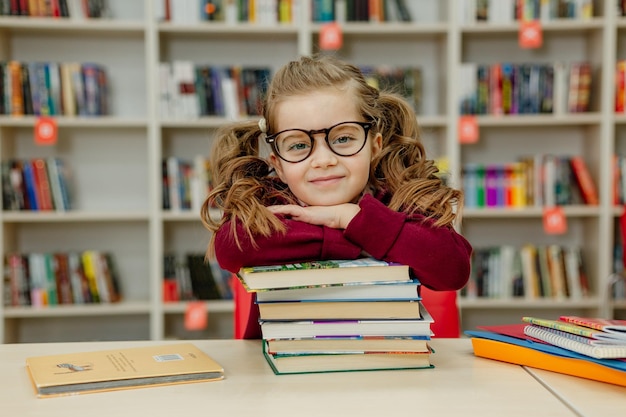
top-left (158, 0), bottom-right (297, 24)
top-left (464, 244), bottom-right (589, 300)
top-left (159, 62), bottom-right (270, 119)
top-left (3, 250), bottom-right (121, 307)
top-left (462, 0), bottom-right (594, 24)
top-left (1, 157), bottom-right (72, 212)
top-left (459, 61), bottom-right (591, 116)
top-left (163, 253), bottom-right (233, 302)
top-left (162, 155), bottom-right (213, 212)
top-left (0, 60), bottom-right (108, 117)
top-left (462, 155), bottom-right (598, 209)
top-left (0, 0), bottom-right (108, 18)
top-left (312, 0), bottom-right (413, 23)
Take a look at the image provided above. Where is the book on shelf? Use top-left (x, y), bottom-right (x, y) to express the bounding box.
top-left (238, 257), bottom-right (411, 291)
top-left (523, 324), bottom-right (626, 360)
top-left (262, 341), bottom-right (432, 375)
top-left (255, 279), bottom-right (421, 303)
top-left (569, 156), bottom-right (599, 205)
top-left (26, 343), bottom-right (224, 398)
top-left (258, 299), bottom-right (423, 321)
top-left (466, 327), bottom-right (626, 388)
top-left (265, 336), bottom-right (430, 355)
top-left (259, 302), bottom-right (433, 340)
top-left (3, 251), bottom-right (121, 307)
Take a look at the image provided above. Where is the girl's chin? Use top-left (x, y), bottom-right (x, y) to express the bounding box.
top-left (300, 198), bottom-right (353, 206)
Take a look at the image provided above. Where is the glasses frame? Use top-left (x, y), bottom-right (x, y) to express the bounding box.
top-left (265, 120), bottom-right (374, 163)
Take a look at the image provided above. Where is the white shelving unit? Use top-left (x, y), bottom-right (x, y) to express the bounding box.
top-left (1, 0), bottom-right (624, 343)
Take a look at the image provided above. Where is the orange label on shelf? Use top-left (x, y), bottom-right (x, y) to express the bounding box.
top-left (185, 301), bottom-right (208, 331)
top-left (319, 22), bottom-right (343, 50)
top-left (458, 116), bottom-right (479, 144)
top-left (34, 117), bottom-right (58, 145)
top-left (519, 21), bottom-right (542, 49)
top-left (543, 206), bottom-right (567, 235)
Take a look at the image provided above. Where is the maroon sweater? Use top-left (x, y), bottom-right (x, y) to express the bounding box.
top-left (215, 191), bottom-right (472, 291)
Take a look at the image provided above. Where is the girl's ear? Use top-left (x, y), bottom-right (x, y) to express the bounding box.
top-left (269, 153), bottom-right (287, 183)
top-left (371, 132), bottom-right (383, 158)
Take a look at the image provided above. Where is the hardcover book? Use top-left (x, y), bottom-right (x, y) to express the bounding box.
top-left (255, 279), bottom-right (420, 303)
top-left (262, 341), bottom-right (432, 375)
top-left (258, 299), bottom-right (423, 321)
top-left (238, 257), bottom-right (411, 291)
top-left (26, 343), bottom-right (224, 398)
top-left (260, 302), bottom-right (433, 339)
top-left (266, 336), bottom-right (430, 355)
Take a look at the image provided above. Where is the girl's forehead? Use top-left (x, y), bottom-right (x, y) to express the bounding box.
top-left (272, 89), bottom-right (360, 129)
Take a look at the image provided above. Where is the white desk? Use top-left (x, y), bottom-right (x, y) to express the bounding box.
top-left (526, 368), bottom-right (626, 417)
top-left (0, 339), bottom-right (616, 417)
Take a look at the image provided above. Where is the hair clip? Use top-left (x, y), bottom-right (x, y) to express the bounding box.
top-left (258, 118), bottom-right (267, 133)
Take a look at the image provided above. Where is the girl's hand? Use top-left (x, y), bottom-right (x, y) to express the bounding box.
top-left (267, 204), bottom-right (361, 229)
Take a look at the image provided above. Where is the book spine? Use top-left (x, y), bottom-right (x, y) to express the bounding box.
top-left (569, 156), bottom-right (599, 205)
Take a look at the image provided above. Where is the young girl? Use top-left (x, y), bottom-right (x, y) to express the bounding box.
top-left (201, 54), bottom-right (472, 338)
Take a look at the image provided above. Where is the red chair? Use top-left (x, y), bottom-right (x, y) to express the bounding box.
top-left (418, 287), bottom-right (461, 338)
top-left (232, 275), bottom-right (461, 339)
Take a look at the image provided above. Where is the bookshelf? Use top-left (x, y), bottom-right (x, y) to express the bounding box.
top-left (1, 0), bottom-right (625, 343)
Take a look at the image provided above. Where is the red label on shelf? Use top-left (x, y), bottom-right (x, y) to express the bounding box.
top-left (458, 116), bottom-right (479, 144)
top-left (519, 21), bottom-right (543, 49)
top-left (543, 206), bottom-right (567, 235)
top-left (185, 301), bottom-right (208, 331)
top-left (319, 22), bottom-right (343, 51)
top-left (34, 117), bottom-right (58, 146)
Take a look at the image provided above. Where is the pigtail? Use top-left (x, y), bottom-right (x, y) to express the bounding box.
top-left (372, 92), bottom-right (462, 228)
top-left (201, 121), bottom-right (290, 258)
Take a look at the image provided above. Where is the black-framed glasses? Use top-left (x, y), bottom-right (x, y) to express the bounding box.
top-left (265, 121), bottom-right (374, 163)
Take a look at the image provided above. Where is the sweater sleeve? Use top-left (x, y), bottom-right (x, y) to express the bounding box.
top-left (214, 217), bottom-right (362, 273)
top-left (344, 194), bottom-right (472, 291)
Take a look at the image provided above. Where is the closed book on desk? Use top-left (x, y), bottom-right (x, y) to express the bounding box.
top-left (263, 341), bottom-right (432, 375)
top-left (260, 303), bottom-right (433, 339)
top-left (26, 343), bottom-right (224, 398)
top-left (523, 325), bottom-right (626, 359)
top-left (255, 279), bottom-right (420, 303)
top-left (522, 316), bottom-right (626, 343)
top-left (266, 336), bottom-right (430, 355)
top-left (559, 316), bottom-right (626, 339)
top-left (258, 299), bottom-right (423, 321)
top-left (238, 257), bottom-right (410, 291)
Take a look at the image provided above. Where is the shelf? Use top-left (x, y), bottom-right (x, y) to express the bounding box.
top-left (459, 297), bottom-right (601, 309)
top-left (464, 206), bottom-right (602, 219)
top-left (162, 300), bottom-right (234, 314)
top-left (3, 300), bottom-right (151, 318)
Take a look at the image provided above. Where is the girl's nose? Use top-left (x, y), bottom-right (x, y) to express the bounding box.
top-left (309, 135), bottom-right (338, 167)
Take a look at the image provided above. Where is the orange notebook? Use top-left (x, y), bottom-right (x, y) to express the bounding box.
top-left (470, 337), bottom-right (626, 387)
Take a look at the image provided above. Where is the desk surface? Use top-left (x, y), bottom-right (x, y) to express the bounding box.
top-left (0, 338), bottom-right (622, 417)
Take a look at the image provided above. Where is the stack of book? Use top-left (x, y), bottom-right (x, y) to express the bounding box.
top-left (465, 316), bottom-right (626, 387)
top-left (236, 257), bottom-right (435, 374)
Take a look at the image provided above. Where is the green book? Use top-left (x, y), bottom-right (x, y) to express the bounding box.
top-left (238, 257), bottom-right (410, 291)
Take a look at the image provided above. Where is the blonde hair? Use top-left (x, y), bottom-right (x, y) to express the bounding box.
top-left (201, 54), bottom-right (463, 256)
